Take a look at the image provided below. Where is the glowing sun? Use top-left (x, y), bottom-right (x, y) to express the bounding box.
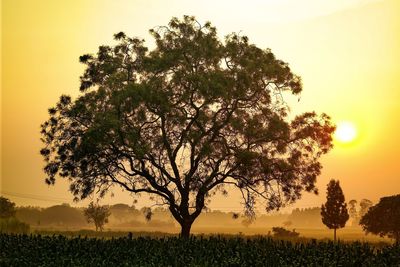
top-left (335, 121), bottom-right (357, 143)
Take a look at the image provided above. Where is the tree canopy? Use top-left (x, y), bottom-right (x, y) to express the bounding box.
top-left (321, 179), bottom-right (349, 241)
top-left (40, 16), bottom-right (334, 236)
top-left (360, 194), bottom-right (400, 243)
top-left (0, 196), bottom-right (16, 219)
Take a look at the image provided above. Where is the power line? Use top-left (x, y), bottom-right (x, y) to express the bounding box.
top-left (0, 190), bottom-right (318, 211)
top-left (0, 190), bottom-right (72, 203)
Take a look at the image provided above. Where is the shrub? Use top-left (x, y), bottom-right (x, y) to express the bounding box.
top-left (272, 227), bottom-right (300, 238)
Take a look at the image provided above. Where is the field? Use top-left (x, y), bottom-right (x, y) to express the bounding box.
top-left (1, 233), bottom-right (399, 266)
top-left (30, 227), bottom-right (390, 243)
top-left (189, 227), bottom-right (391, 243)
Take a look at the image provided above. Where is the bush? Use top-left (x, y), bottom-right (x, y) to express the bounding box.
top-left (0, 218), bottom-right (30, 234)
top-left (272, 227), bottom-right (300, 238)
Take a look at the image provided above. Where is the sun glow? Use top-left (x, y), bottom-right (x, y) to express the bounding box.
top-left (335, 121), bottom-right (357, 143)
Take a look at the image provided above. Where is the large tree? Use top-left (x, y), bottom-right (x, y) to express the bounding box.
top-left (40, 16), bottom-right (334, 237)
top-left (321, 179), bottom-right (349, 241)
top-left (360, 194), bottom-right (400, 243)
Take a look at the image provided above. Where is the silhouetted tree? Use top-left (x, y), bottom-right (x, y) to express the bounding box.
top-left (141, 207), bottom-right (153, 222)
top-left (321, 180), bottom-right (349, 241)
top-left (360, 194), bottom-right (400, 243)
top-left (83, 202), bottom-right (111, 231)
top-left (0, 197), bottom-right (16, 219)
top-left (40, 16), bottom-right (334, 237)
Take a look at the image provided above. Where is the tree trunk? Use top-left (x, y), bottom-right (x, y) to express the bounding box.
top-left (334, 228), bottom-right (337, 242)
top-left (180, 220), bottom-right (193, 238)
top-left (169, 192), bottom-right (204, 238)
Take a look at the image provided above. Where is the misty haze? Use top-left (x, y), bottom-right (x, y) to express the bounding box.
top-left (1, 0), bottom-right (400, 265)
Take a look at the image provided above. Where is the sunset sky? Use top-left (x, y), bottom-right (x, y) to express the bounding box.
top-left (1, 0), bottom-right (399, 212)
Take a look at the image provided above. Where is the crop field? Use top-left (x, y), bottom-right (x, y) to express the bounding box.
top-left (1, 233), bottom-right (399, 266)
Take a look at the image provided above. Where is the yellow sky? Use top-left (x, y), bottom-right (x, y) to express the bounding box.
top-left (1, 0), bottom-right (400, 211)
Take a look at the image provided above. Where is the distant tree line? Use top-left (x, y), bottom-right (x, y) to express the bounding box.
top-left (13, 203), bottom-right (328, 230)
top-left (288, 207), bottom-right (324, 228)
top-left (2, 192), bottom-right (399, 243)
top-left (14, 203), bottom-right (175, 230)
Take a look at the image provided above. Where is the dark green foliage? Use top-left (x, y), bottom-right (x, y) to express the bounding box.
top-left (1, 234), bottom-right (399, 266)
top-left (40, 16), bottom-right (335, 236)
top-left (0, 197), bottom-right (16, 219)
top-left (360, 194), bottom-right (400, 243)
top-left (321, 180), bottom-right (349, 241)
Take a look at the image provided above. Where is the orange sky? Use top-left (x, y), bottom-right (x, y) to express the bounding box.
top-left (1, 0), bottom-right (400, 212)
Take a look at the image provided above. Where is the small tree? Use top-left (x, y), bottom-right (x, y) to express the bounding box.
top-left (360, 194), bottom-right (400, 243)
top-left (83, 202), bottom-right (111, 231)
top-left (141, 207), bottom-right (153, 222)
top-left (348, 200), bottom-right (358, 218)
top-left (321, 179), bottom-right (349, 241)
top-left (0, 196), bottom-right (16, 219)
top-left (348, 199), bottom-right (358, 226)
